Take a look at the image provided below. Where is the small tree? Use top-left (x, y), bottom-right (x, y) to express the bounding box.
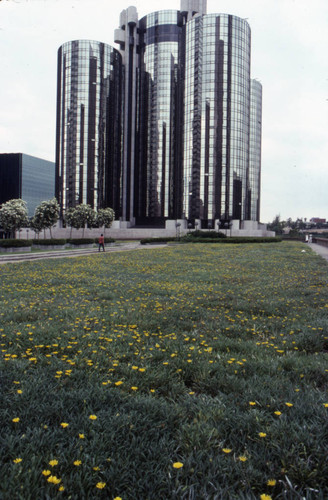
top-left (33, 198), bottom-right (60, 238)
top-left (66, 204), bottom-right (96, 238)
top-left (0, 199), bottom-right (29, 237)
top-left (96, 208), bottom-right (115, 237)
top-left (64, 207), bottom-right (80, 239)
top-left (29, 216), bottom-right (43, 240)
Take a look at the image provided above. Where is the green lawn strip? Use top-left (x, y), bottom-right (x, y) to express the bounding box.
top-left (0, 241), bottom-right (327, 499)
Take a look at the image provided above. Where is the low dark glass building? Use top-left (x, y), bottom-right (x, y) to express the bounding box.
top-left (0, 153), bottom-right (55, 217)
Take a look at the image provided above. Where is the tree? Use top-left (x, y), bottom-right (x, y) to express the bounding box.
top-left (65, 204), bottom-right (96, 238)
top-left (64, 207), bottom-right (80, 239)
top-left (0, 199), bottom-right (29, 237)
top-left (29, 215), bottom-right (43, 239)
top-left (96, 208), bottom-right (115, 237)
top-left (267, 215), bottom-right (286, 235)
top-left (33, 198), bottom-right (60, 238)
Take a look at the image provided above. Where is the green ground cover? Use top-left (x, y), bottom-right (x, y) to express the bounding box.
top-left (0, 241), bottom-right (327, 499)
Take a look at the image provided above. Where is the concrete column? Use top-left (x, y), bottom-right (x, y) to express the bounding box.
top-left (180, 0), bottom-right (207, 21)
top-left (116, 7), bottom-right (139, 225)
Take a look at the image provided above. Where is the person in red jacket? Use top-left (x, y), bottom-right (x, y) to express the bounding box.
top-left (98, 234), bottom-right (105, 252)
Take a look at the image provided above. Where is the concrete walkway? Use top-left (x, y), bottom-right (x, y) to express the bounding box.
top-left (308, 242), bottom-right (328, 262)
top-left (1, 241), bottom-right (328, 266)
top-left (0, 242), bottom-right (166, 265)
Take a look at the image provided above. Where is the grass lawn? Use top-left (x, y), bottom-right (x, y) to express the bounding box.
top-left (0, 241), bottom-right (327, 499)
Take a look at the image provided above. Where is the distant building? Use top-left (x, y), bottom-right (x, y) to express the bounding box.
top-left (0, 153), bottom-right (55, 217)
top-left (310, 218), bottom-right (326, 224)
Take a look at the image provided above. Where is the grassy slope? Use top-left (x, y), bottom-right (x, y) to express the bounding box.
top-left (0, 242), bottom-right (327, 499)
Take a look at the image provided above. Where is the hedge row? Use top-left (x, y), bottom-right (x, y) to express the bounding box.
top-left (181, 236), bottom-right (282, 244)
top-left (187, 230), bottom-right (227, 239)
top-left (140, 237), bottom-right (177, 245)
top-left (32, 239), bottom-right (67, 245)
top-left (0, 239), bottom-right (32, 248)
top-left (0, 238), bottom-right (115, 248)
top-left (141, 236), bottom-right (282, 245)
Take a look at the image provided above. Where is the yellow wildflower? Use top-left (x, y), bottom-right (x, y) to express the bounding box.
top-left (47, 475), bottom-right (61, 484)
top-left (96, 482), bottom-right (106, 489)
top-left (172, 462), bottom-right (184, 469)
top-left (267, 479), bottom-right (276, 486)
top-left (13, 458), bottom-right (22, 463)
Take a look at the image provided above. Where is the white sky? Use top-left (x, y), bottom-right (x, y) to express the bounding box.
top-left (0, 0), bottom-right (327, 223)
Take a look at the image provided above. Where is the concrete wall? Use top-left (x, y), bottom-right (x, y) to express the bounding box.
top-left (17, 220), bottom-right (275, 240)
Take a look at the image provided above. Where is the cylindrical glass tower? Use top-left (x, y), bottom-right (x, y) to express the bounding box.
top-left (137, 11), bottom-right (183, 221)
top-left (55, 40), bottom-right (123, 215)
top-left (182, 14), bottom-right (251, 224)
top-left (248, 79), bottom-right (262, 221)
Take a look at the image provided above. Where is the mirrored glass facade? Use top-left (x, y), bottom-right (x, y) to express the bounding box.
top-left (182, 14), bottom-right (251, 224)
top-left (136, 11), bottom-right (183, 221)
top-left (55, 40), bottom-right (123, 215)
top-left (55, 1), bottom-right (262, 226)
top-left (248, 79), bottom-right (262, 221)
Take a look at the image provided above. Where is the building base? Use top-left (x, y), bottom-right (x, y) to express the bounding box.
top-left (17, 220), bottom-right (275, 240)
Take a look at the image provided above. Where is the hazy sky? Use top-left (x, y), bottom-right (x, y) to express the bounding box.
top-left (0, 0), bottom-right (327, 223)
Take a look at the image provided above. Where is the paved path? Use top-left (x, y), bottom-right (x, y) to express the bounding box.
top-left (308, 242), bottom-right (328, 262)
top-left (1, 241), bottom-right (328, 265)
top-left (0, 242), bottom-right (166, 265)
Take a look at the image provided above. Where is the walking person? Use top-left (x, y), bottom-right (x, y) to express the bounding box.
top-left (98, 234), bottom-right (105, 252)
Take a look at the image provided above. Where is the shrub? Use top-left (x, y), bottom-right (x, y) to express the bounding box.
top-left (188, 230), bottom-right (227, 239)
top-left (0, 239), bottom-right (31, 248)
top-left (32, 239), bottom-right (67, 246)
top-left (67, 238), bottom-right (95, 245)
top-left (180, 236), bottom-right (281, 244)
top-left (140, 237), bottom-right (177, 245)
top-left (221, 237), bottom-right (282, 243)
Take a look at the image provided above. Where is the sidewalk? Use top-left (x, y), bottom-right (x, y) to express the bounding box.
top-left (0, 241), bottom-right (159, 265)
top-left (308, 242), bottom-right (328, 262)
